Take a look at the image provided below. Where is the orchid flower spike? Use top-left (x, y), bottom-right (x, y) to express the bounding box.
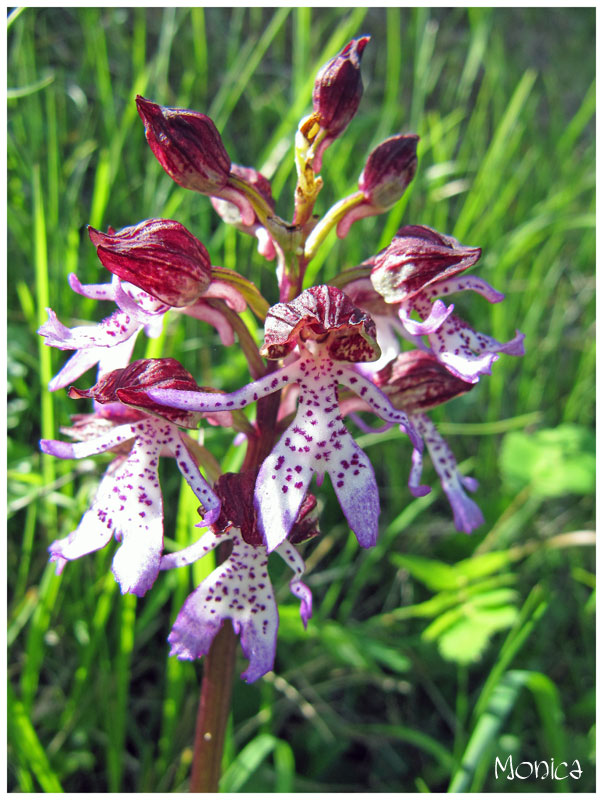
top-left (146, 286), bottom-right (422, 553)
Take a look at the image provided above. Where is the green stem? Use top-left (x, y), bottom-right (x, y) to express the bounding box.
top-left (304, 191), bottom-right (364, 261)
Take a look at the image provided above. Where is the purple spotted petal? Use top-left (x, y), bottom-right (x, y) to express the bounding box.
top-left (337, 366), bottom-right (422, 451)
top-left (255, 441), bottom-right (314, 552)
top-left (41, 422), bottom-right (138, 460)
top-left (422, 274), bottom-right (505, 304)
top-left (43, 416), bottom-right (220, 595)
top-left (68, 272), bottom-right (118, 301)
top-left (408, 443), bottom-right (431, 498)
top-left (108, 432), bottom-right (164, 595)
top-left (168, 531), bottom-right (278, 682)
top-left (48, 459), bottom-right (124, 564)
top-left (47, 432), bottom-right (165, 597)
top-left (160, 529), bottom-right (223, 570)
top-left (169, 430), bottom-right (221, 524)
top-left (413, 413), bottom-right (484, 533)
top-left (327, 436), bottom-right (380, 548)
top-left (429, 316), bottom-right (525, 383)
top-left (38, 307), bottom-right (142, 352)
top-left (147, 362), bottom-right (295, 413)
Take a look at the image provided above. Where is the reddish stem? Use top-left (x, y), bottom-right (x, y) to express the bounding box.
top-left (189, 606), bottom-right (237, 792)
top-left (189, 364), bottom-right (280, 792)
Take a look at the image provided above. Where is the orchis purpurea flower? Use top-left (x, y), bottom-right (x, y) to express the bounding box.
top-left (339, 350), bottom-right (483, 532)
top-left (411, 413), bottom-right (484, 534)
top-left (162, 471), bottom-right (315, 682)
top-left (40, 359), bottom-right (221, 596)
top-left (370, 225), bottom-right (525, 383)
top-left (146, 286), bottom-right (422, 553)
top-left (39, 219), bottom-right (248, 390)
top-left (306, 36), bottom-right (370, 173)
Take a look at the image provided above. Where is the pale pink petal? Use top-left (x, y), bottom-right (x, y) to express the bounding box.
top-left (199, 279), bottom-right (247, 312)
top-left (68, 272), bottom-right (117, 301)
top-left (48, 348), bottom-right (103, 392)
top-left (180, 302), bottom-right (236, 345)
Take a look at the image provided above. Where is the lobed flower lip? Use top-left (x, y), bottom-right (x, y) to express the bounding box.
top-left (163, 527), bottom-right (312, 682)
top-left (312, 36), bottom-right (370, 138)
top-left (371, 225), bottom-right (482, 304)
top-left (260, 285), bottom-right (380, 363)
top-left (43, 412), bottom-right (221, 595)
top-left (358, 134), bottom-right (419, 209)
top-left (374, 351), bottom-right (474, 413)
top-left (68, 358), bottom-right (206, 429)
top-left (88, 219), bottom-right (212, 308)
top-left (136, 95), bottom-right (231, 193)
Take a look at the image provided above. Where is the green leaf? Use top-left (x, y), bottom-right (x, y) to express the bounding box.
top-left (500, 425), bottom-right (595, 497)
top-left (319, 622), bottom-right (377, 671)
top-left (390, 553), bottom-right (461, 591)
top-left (8, 682), bottom-right (63, 792)
top-left (219, 734), bottom-right (279, 793)
top-left (433, 605), bottom-right (519, 664)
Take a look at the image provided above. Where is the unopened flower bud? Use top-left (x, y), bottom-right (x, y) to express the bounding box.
top-left (374, 351), bottom-right (473, 413)
top-left (306, 37), bottom-right (370, 173)
top-left (69, 358), bottom-right (206, 428)
top-left (359, 134), bottom-right (419, 209)
top-left (313, 37), bottom-right (370, 139)
top-left (371, 225), bottom-right (481, 304)
top-left (136, 96), bottom-right (231, 194)
top-left (89, 219), bottom-right (212, 307)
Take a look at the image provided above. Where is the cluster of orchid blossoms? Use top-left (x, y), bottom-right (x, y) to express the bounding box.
top-left (39, 38), bottom-right (524, 682)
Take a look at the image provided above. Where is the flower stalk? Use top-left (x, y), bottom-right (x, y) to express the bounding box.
top-left (36, 33), bottom-right (525, 792)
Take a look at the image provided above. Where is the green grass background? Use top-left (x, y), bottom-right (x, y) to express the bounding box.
top-left (7, 6), bottom-right (595, 793)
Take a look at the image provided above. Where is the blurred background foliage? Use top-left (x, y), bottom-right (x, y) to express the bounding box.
top-left (7, 6), bottom-right (595, 793)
